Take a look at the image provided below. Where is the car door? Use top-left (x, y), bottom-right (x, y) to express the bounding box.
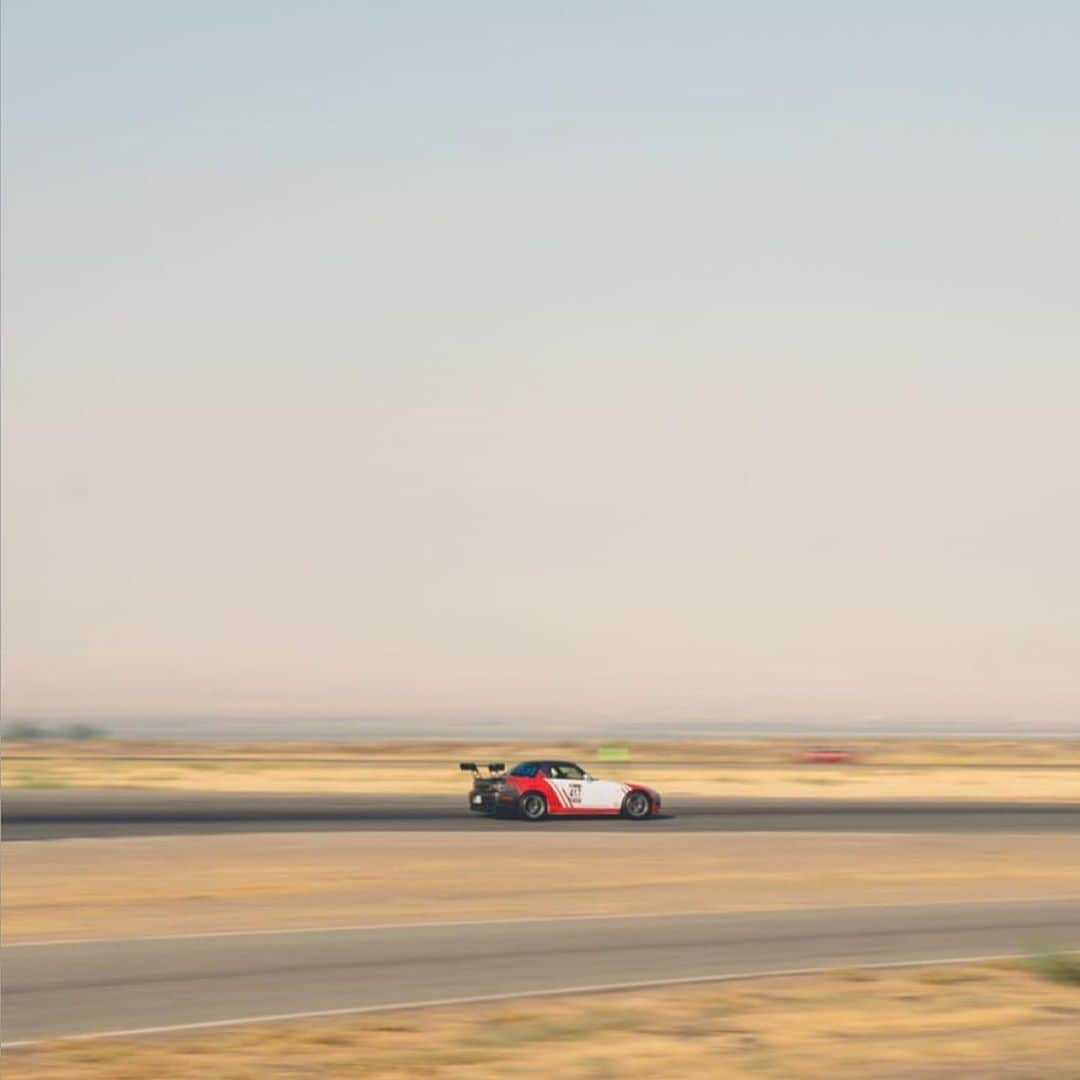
top-left (545, 765), bottom-right (626, 811)
top-left (577, 773), bottom-right (628, 810)
top-left (542, 766), bottom-right (585, 812)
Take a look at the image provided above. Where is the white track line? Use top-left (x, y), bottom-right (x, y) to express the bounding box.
top-left (6, 950), bottom-right (1078, 1050)
top-left (6, 895), bottom-right (1078, 949)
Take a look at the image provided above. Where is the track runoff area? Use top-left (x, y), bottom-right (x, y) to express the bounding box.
top-left (5, 760), bottom-right (1078, 1045)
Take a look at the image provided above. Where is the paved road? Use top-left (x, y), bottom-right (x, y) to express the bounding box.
top-left (4, 899), bottom-right (1078, 1044)
top-left (5, 790), bottom-right (1080, 839)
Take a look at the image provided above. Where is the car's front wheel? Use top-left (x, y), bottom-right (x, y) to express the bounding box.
top-left (622, 790), bottom-right (652, 819)
top-left (518, 792), bottom-right (548, 821)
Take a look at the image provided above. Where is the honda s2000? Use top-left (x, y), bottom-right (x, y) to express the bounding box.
top-left (460, 760), bottom-right (661, 821)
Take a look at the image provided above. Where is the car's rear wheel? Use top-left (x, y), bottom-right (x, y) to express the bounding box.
top-left (519, 792), bottom-right (548, 821)
top-left (622, 790), bottom-right (652, 819)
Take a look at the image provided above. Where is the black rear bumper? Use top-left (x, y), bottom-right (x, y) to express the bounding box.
top-left (469, 792), bottom-right (496, 813)
top-left (470, 789), bottom-right (521, 815)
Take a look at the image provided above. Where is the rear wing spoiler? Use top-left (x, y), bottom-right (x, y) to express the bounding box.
top-left (459, 761), bottom-right (506, 776)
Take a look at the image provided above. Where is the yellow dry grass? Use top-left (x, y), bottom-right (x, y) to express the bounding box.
top-left (7, 960), bottom-right (1080, 1079)
top-left (5, 831), bottom-right (1079, 942)
top-left (4, 738), bottom-right (1080, 800)
top-left (7, 736), bottom-right (1080, 763)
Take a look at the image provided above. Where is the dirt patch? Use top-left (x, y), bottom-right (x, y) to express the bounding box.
top-left (5, 831), bottom-right (1079, 943)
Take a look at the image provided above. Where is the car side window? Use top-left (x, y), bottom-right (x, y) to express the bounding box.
top-left (551, 764), bottom-right (585, 780)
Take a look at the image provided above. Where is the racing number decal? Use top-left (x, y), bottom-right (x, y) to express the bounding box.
top-left (568, 782), bottom-right (582, 804)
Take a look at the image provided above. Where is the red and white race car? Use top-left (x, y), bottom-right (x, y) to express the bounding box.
top-left (461, 759), bottom-right (661, 821)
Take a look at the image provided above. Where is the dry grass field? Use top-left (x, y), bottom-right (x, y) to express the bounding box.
top-left (7, 959), bottom-right (1080, 1079)
top-left (4, 737), bottom-right (1080, 800)
top-left (9, 736), bottom-right (1080, 762)
top-left (6, 831), bottom-right (1079, 942)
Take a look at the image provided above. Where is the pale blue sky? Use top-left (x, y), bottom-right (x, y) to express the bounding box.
top-left (3, 2), bottom-right (1078, 726)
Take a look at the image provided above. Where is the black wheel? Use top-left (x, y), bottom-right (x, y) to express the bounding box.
top-left (622, 790), bottom-right (652, 819)
top-left (518, 792), bottom-right (548, 821)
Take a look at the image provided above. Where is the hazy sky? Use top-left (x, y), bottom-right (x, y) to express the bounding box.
top-left (3, 2), bottom-right (1078, 727)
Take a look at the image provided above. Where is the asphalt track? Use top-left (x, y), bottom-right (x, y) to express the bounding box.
top-left (4, 790), bottom-right (1080, 840)
top-left (4, 899), bottom-right (1079, 1044)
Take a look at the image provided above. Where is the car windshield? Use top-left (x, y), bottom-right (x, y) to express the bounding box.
top-left (509, 762), bottom-right (540, 777)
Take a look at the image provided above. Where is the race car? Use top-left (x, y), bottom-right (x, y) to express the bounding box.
top-left (460, 759), bottom-right (661, 821)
